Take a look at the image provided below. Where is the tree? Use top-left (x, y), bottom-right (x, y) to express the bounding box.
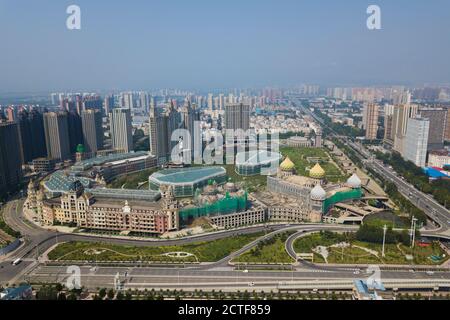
top-left (67, 293), bottom-right (78, 300)
top-left (57, 292), bottom-right (67, 300)
top-left (107, 289), bottom-right (115, 300)
top-left (116, 292), bottom-right (125, 300)
top-left (36, 285), bottom-right (58, 300)
top-left (99, 288), bottom-right (107, 299)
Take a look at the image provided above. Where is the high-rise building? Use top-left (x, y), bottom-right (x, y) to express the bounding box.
top-left (383, 105), bottom-right (395, 142)
top-left (445, 106), bottom-right (450, 142)
top-left (392, 104), bottom-right (418, 154)
top-left (110, 108), bottom-right (133, 153)
top-left (103, 94), bottom-right (115, 115)
top-left (208, 93), bottom-right (214, 111)
top-left (403, 116), bottom-right (430, 167)
top-left (149, 106), bottom-right (169, 164)
top-left (219, 94), bottom-right (225, 111)
top-left (149, 100), bottom-right (184, 164)
top-left (0, 121), bottom-right (23, 198)
top-left (419, 107), bottom-right (448, 150)
top-left (43, 112), bottom-right (71, 161)
top-left (225, 103), bottom-right (250, 132)
top-left (17, 109), bottom-right (47, 164)
top-left (139, 92), bottom-right (150, 113)
top-left (122, 92), bottom-right (134, 109)
top-left (67, 111), bottom-right (83, 154)
top-left (362, 103), bottom-right (379, 140)
top-left (180, 99), bottom-right (200, 159)
top-left (81, 110), bottom-right (104, 153)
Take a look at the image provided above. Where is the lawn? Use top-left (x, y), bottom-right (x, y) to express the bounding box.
top-left (108, 168), bottom-right (158, 190)
top-left (294, 232), bottom-right (448, 266)
top-left (48, 232), bottom-right (266, 263)
top-left (280, 147), bottom-right (346, 183)
top-left (233, 231), bottom-right (296, 264)
top-left (363, 212), bottom-right (410, 229)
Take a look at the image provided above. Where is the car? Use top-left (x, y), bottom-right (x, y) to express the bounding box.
top-left (248, 282), bottom-right (255, 287)
top-left (243, 269), bottom-right (249, 273)
top-left (426, 271), bottom-right (435, 275)
top-left (12, 258), bottom-right (22, 265)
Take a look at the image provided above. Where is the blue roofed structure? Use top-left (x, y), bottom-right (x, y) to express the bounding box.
top-left (423, 167), bottom-right (449, 179)
top-left (352, 279), bottom-right (385, 300)
top-left (0, 285), bottom-right (33, 300)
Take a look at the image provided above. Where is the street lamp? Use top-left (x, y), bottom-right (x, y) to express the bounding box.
top-left (410, 217), bottom-right (418, 249)
top-left (382, 224), bottom-right (387, 258)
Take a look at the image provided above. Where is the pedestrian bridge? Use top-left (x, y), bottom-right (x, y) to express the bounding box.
top-left (278, 279), bottom-right (450, 291)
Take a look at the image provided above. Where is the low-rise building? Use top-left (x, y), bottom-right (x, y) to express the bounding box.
top-left (428, 150), bottom-right (450, 169)
top-left (209, 207), bottom-right (266, 229)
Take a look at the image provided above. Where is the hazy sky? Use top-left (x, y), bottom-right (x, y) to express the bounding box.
top-left (1, 0), bottom-right (450, 92)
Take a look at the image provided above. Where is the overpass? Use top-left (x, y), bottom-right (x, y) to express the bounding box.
top-left (278, 279), bottom-right (450, 291)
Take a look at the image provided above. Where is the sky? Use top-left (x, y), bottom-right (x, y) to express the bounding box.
top-left (0, 0), bottom-right (450, 92)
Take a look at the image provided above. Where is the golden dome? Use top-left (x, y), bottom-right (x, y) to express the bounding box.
top-left (280, 157), bottom-right (295, 171)
top-left (309, 163), bottom-right (325, 179)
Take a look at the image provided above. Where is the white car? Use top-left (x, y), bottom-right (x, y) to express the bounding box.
top-left (426, 271), bottom-right (435, 275)
top-left (243, 269), bottom-right (249, 273)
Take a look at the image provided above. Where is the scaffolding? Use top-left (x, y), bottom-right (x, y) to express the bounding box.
top-left (323, 188), bottom-right (363, 213)
top-left (179, 192), bottom-right (249, 223)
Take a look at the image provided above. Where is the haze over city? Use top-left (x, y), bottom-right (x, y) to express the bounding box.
top-left (1, 0), bottom-right (450, 92)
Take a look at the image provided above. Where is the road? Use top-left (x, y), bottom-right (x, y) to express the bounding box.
top-left (0, 199), bottom-right (357, 285)
top-left (25, 264), bottom-right (450, 291)
top-left (291, 96), bottom-right (450, 238)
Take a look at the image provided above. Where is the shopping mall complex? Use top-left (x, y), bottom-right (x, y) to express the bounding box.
top-left (25, 149), bottom-right (371, 236)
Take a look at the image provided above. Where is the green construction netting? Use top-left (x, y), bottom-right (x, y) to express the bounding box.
top-left (322, 188), bottom-right (363, 213)
top-left (179, 192), bottom-right (249, 222)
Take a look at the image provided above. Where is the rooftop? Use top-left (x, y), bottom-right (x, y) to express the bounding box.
top-left (85, 188), bottom-right (161, 202)
top-left (235, 150), bottom-right (282, 166)
top-left (44, 170), bottom-right (93, 194)
top-left (149, 166), bottom-right (226, 185)
top-left (71, 151), bottom-right (150, 172)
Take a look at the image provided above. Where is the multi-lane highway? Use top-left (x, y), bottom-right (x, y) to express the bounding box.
top-left (25, 264), bottom-right (450, 291)
top-left (292, 97), bottom-right (450, 238)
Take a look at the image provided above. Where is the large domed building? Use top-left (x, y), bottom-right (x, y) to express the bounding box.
top-left (278, 156), bottom-right (295, 177)
top-left (310, 184), bottom-right (327, 212)
top-left (309, 163), bottom-right (326, 180)
top-left (310, 184), bottom-right (327, 201)
top-left (346, 173), bottom-right (362, 189)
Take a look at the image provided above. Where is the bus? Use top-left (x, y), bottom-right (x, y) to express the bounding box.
top-left (12, 258), bottom-right (22, 265)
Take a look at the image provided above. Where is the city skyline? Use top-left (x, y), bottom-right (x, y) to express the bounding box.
top-left (1, 0), bottom-right (450, 92)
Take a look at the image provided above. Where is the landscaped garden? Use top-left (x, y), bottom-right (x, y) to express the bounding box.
top-left (48, 232), bottom-right (266, 263)
top-left (107, 168), bottom-right (158, 190)
top-left (233, 231), bottom-right (296, 264)
top-left (293, 230), bottom-right (448, 265)
top-left (280, 146), bottom-right (346, 183)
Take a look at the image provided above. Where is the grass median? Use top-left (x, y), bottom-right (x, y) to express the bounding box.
top-left (48, 231), bottom-right (265, 263)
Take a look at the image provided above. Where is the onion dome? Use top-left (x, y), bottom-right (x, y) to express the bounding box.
top-left (347, 173), bottom-right (362, 189)
top-left (310, 184), bottom-right (327, 201)
top-left (280, 157), bottom-right (295, 171)
top-left (309, 163), bottom-right (325, 179)
top-left (76, 144), bottom-right (86, 153)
